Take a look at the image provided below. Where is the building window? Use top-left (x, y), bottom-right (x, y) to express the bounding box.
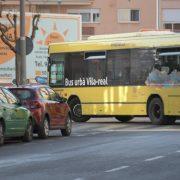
top-left (68, 9), bottom-right (100, 23)
top-left (3, 6), bottom-right (18, 12)
top-left (36, 5), bottom-right (50, 13)
top-left (82, 27), bottom-right (95, 36)
top-left (81, 12), bottom-right (91, 23)
top-left (164, 23), bottom-right (173, 30)
top-left (118, 9), bottom-right (140, 23)
top-left (174, 24), bottom-right (180, 32)
top-left (131, 10), bottom-right (139, 21)
top-left (93, 12), bottom-right (100, 23)
top-left (164, 23), bottom-right (180, 32)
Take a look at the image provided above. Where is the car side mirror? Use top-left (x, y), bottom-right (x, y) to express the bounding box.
top-left (58, 97), bottom-right (67, 103)
top-left (55, 93), bottom-right (67, 103)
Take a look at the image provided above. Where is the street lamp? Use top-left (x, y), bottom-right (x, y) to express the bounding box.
top-left (57, 0), bottom-right (62, 14)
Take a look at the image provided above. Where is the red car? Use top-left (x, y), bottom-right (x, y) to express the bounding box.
top-left (8, 86), bottom-right (72, 138)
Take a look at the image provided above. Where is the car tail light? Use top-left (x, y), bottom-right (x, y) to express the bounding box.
top-left (29, 101), bottom-right (42, 109)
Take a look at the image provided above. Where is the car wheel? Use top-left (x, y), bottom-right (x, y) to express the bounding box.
top-left (115, 116), bottom-right (133, 122)
top-left (38, 116), bottom-right (49, 139)
top-left (69, 98), bottom-right (90, 122)
top-left (23, 119), bottom-right (33, 142)
top-left (148, 98), bottom-right (168, 125)
top-left (0, 121), bottom-right (4, 146)
top-left (61, 114), bottom-right (72, 136)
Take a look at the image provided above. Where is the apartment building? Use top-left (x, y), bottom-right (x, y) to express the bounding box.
top-left (1, 0), bottom-right (180, 39)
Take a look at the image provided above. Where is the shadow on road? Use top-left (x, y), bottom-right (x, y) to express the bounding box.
top-left (84, 118), bottom-right (180, 125)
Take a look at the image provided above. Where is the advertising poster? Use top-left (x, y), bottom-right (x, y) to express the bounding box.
top-left (0, 12), bottom-right (81, 83)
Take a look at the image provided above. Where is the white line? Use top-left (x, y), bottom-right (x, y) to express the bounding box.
top-left (176, 150), bottom-right (180, 153)
top-left (105, 166), bottom-right (129, 173)
top-left (102, 129), bottom-right (180, 132)
top-left (145, 156), bottom-right (164, 162)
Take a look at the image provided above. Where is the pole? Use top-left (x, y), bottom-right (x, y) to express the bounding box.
top-left (58, 0), bottom-right (61, 14)
top-left (14, 14), bottom-right (20, 86)
top-left (20, 0), bottom-right (26, 85)
top-left (156, 0), bottom-right (160, 30)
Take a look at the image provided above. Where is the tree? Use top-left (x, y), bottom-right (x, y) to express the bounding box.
top-left (0, 11), bottom-right (40, 85)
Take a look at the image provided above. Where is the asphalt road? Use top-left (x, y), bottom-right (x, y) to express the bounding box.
top-left (1, 118), bottom-right (180, 180)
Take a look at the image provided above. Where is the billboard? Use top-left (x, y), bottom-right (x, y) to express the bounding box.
top-left (0, 12), bottom-right (81, 83)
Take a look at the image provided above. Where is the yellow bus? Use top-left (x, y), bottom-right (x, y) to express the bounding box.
top-left (48, 31), bottom-right (180, 125)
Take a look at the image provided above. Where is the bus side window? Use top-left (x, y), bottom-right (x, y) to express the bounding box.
top-left (146, 53), bottom-right (180, 85)
top-left (107, 50), bottom-right (130, 85)
top-left (85, 51), bottom-right (107, 80)
top-left (131, 49), bottom-right (155, 85)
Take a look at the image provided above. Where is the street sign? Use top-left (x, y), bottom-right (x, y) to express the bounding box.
top-left (15, 36), bottom-right (33, 55)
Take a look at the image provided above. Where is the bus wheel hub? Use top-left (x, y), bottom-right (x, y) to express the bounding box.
top-left (73, 104), bottom-right (82, 117)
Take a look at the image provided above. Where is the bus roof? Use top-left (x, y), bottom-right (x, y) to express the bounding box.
top-left (49, 31), bottom-right (180, 54)
top-left (88, 31), bottom-right (175, 40)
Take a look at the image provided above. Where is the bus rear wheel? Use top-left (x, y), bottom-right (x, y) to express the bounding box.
top-left (69, 98), bottom-right (90, 122)
top-left (115, 116), bottom-right (133, 122)
top-left (148, 97), bottom-right (169, 125)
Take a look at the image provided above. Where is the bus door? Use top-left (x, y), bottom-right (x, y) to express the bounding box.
top-left (49, 54), bottom-right (65, 86)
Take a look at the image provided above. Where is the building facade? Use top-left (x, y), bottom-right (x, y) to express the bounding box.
top-left (1, 0), bottom-right (180, 39)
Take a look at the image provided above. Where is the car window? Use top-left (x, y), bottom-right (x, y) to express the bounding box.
top-left (39, 88), bottom-right (49, 100)
top-left (2, 88), bottom-right (18, 104)
top-left (46, 87), bottom-right (57, 101)
top-left (9, 89), bottom-right (34, 100)
top-left (0, 88), bottom-right (8, 103)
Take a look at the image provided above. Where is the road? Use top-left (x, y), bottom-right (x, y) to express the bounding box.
top-left (1, 118), bottom-right (180, 180)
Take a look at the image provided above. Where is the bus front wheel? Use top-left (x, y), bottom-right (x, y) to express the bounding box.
top-left (69, 98), bottom-right (90, 122)
top-left (115, 116), bottom-right (133, 122)
top-left (148, 98), bottom-right (168, 125)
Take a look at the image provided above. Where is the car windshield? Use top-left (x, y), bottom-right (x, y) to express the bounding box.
top-left (9, 89), bottom-right (35, 100)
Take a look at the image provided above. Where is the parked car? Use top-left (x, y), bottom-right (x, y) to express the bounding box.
top-left (0, 87), bottom-right (33, 146)
top-left (8, 86), bottom-right (72, 138)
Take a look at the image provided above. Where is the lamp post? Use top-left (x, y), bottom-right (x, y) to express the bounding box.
top-left (20, 0), bottom-right (26, 85)
top-left (57, 0), bottom-right (62, 14)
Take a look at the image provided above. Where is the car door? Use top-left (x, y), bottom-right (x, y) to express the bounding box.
top-left (0, 88), bottom-right (13, 136)
top-left (2, 88), bottom-right (27, 135)
top-left (46, 87), bottom-right (66, 127)
top-left (39, 87), bottom-right (58, 129)
top-left (38, 87), bottom-right (57, 127)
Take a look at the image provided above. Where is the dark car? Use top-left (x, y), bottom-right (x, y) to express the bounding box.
top-left (8, 86), bottom-right (72, 138)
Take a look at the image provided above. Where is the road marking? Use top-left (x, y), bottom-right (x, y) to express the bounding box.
top-left (105, 166), bottom-right (129, 173)
top-left (102, 129), bottom-right (180, 132)
top-left (74, 178), bottom-right (84, 180)
top-left (145, 156), bottom-right (164, 162)
top-left (176, 150), bottom-right (180, 153)
top-left (74, 134), bottom-right (86, 137)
